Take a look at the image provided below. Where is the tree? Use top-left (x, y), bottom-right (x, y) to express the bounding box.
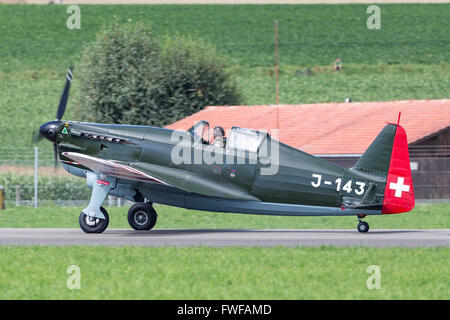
top-left (76, 22), bottom-right (241, 127)
top-left (155, 36), bottom-right (241, 123)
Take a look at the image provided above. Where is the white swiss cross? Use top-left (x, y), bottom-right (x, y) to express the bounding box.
top-left (389, 177), bottom-right (410, 198)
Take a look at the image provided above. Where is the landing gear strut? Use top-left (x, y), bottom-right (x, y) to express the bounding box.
top-left (357, 215), bottom-right (369, 233)
top-left (80, 172), bottom-right (115, 234)
top-left (127, 202), bottom-right (158, 230)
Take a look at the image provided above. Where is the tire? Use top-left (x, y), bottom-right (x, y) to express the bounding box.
top-left (357, 221), bottom-right (369, 233)
top-left (79, 207), bottom-right (109, 234)
top-left (128, 203), bottom-right (158, 230)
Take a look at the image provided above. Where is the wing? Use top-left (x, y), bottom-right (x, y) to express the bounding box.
top-left (131, 162), bottom-right (259, 201)
top-left (62, 152), bottom-right (259, 201)
top-left (62, 152), bottom-right (167, 185)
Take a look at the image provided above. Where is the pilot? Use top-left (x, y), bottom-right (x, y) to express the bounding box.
top-left (212, 126), bottom-right (226, 148)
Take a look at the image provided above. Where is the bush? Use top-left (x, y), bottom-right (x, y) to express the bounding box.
top-left (76, 22), bottom-right (242, 126)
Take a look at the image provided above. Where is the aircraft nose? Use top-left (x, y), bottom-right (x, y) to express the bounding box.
top-left (39, 120), bottom-right (62, 142)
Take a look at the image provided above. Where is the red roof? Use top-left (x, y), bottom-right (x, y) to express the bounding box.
top-left (166, 99), bottom-right (450, 155)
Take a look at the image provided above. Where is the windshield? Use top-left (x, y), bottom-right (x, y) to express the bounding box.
top-left (187, 120), bottom-right (210, 144)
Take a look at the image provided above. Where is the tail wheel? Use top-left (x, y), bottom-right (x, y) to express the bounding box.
top-left (357, 221), bottom-right (369, 233)
top-left (79, 207), bottom-right (109, 234)
top-left (128, 203), bottom-right (158, 231)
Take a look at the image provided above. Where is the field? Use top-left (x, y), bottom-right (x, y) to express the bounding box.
top-left (1, 4), bottom-right (449, 70)
top-left (0, 245), bottom-right (448, 299)
top-left (0, 202), bottom-right (448, 229)
top-left (0, 4), bottom-right (449, 151)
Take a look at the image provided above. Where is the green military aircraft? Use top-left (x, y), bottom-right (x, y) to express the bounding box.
top-left (37, 68), bottom-right (415, 233)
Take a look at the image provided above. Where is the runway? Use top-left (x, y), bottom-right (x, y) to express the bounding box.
top-left (0, 228), bottom-right (448, 247)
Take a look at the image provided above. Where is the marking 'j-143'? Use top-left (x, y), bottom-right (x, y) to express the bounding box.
top-left (311, 173), bottom-right (366, 195)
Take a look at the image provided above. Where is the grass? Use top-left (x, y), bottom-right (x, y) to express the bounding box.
top-left (0, 4), bottom-right (449, 71)
top-left (0, 245), bottom-right (448, 299)
top-left (0, 202), bottom-right (448, 229)
top-left (238, 63), bottom-right (450, 105)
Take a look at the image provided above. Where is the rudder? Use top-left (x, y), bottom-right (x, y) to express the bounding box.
top-left (382, 125), bottom-right (415, 214)
top-left (352, 124), bottom-right (415, 214)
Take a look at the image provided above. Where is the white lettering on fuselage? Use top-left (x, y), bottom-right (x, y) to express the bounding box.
top-left (311, 173), bottom-right (366, 195)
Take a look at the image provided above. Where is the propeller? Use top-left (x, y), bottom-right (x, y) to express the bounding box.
top-left (56, 66), bottom-right (73, 121)
top-left (34, 66), bottom-right (74, 169)
top-left (31, 130), bottom-right (43, 146)
top-left (53, 143), bottom-right (59, 169)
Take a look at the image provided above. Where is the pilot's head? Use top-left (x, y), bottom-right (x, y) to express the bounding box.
top-left (213, 126), bottom-right (225, 139)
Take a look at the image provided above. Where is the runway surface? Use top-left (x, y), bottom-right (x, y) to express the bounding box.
top-left (0, 228), bottom-right (448, 247)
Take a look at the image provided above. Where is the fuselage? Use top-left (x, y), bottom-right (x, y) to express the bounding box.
top-left (55, 121), bottom-right (386, 217)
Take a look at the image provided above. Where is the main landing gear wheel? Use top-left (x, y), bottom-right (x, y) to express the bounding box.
top-left (128, 203), bottom-right (158, 231)
top-left (357, 221), bottom-right (369, 233)
top-left (79, 207), bottom-right (109, 234)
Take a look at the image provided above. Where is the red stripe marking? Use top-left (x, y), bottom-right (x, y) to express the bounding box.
top-left (97, 179), bottom-right (110, 186)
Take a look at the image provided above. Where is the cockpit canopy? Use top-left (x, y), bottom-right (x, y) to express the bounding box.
top-left (187, 120), bottom-right (268, 153)
top-left (227, 127), bottom-right (268, 153)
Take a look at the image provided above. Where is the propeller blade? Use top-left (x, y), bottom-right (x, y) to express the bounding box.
top-left (31, 131), bottom-right (37, 146)
top-left (53, 143), bottom-right (59, 170)
top-left (56, 66), bottom-right (74, 121)
top-left (31, 129), bottom-right (43, 146)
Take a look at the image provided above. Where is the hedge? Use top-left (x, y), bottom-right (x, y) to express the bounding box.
top-left (0, 174), bottom-right (90, 201)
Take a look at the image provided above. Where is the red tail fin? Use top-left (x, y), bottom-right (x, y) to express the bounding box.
top-left (382, 125), bottom-right (415, 214)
